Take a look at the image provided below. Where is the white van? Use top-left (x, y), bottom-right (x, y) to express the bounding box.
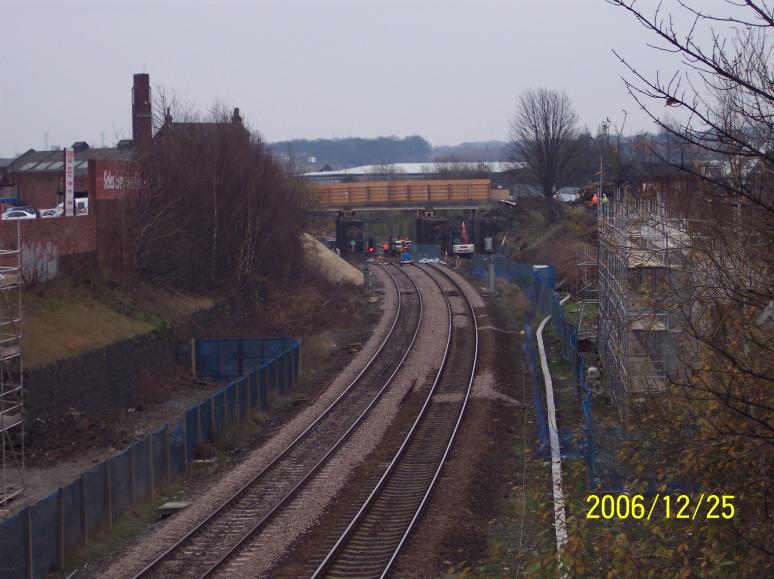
top-left (75, 198), bottom-right (89, 215)
top-left (55, 199), bottom-right (89, 215)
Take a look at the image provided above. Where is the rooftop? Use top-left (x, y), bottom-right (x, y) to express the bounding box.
top-left (9, 146), bottom-right (134, 175)
top-left (302, 161), bottom-right (523, 180)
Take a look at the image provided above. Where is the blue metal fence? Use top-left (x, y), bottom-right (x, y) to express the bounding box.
top-left (473, 255), bottom-right (598, 487)
top-left (194, 337), bottom-right (296, 379)
top-left (0, 338), bottom-right (301, 578)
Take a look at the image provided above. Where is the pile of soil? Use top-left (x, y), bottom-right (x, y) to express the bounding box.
top-left (25, 373), bottom-right (222, 468)
top-left (301, 233), bottom-right (363, 286)
top-left (25, 408), bottom-right (122, 467)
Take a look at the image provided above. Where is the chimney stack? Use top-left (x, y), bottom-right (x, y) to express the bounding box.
top-left (231, 107), bottom-right (242, 125)
top-left (132, 73), bottom-right (152, 149)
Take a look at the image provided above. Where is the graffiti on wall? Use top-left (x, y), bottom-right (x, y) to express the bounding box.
top-left (21, 241), bottom-right (59, 283)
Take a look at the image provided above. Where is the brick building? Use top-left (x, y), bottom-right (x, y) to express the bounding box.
top-left (0, 158), bottom-right (14, 198)
top-left (9, 145), bottom-right (134, 209)
top-left (3, 73), bottom-right (152, 210)
top-left (1, 72), bottom-right (245, 279)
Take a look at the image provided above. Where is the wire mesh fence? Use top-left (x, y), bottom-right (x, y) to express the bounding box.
top-left (473, 255), bottom-right (598, 487)
top-left (0, 339), bottom-right (300, 579)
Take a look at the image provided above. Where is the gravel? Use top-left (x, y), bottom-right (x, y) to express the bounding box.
top-left (217, 264), bottom-right (453, 576)
top-left (99, 262), bottom-right (472, 578)
top-left (471, 369), bottom-right (522, 405)
top-left (438, 265), bottom-right (486, 309)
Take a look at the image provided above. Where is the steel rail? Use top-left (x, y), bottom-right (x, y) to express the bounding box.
top-left (134, 263), bottom-right (422, 578)
top-left (199, 264), bottom-right (423, 577)
top-left (382, 263), bottom-right (480, 577)
top-left (311, 263), bottom-right (479, 579)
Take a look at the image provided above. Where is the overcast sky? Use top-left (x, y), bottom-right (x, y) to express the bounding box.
top-left (1, 0), bottom-right (732, 156)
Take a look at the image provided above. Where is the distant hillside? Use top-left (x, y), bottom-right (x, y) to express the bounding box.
top-left (431, 140), bottom-right (508, 162)
top-left (268, 136), bottom-right (509, 169)
top-left (268, 136), bottom-right (432, 168)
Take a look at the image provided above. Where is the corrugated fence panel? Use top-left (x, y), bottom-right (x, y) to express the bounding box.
top-left (225, 382), bottom-right (237, 423)
top-left (133, 438), bottom-right (151, 500)
top-left (109, 450), bottom-right (131, 516)
top-left (169, 421), bottom-right (186, 475)
top-left (152, 427), bottom-right (167, 485)
top-left (0, 510), bottom-right (26, 578)
top-left (84, 463), bottom-right (107, 532)
top-left (213, 389), bottom-right (226, 435)
top-left (30, 491), bottom-right (59, 579)
top-left (262, 339), bottom-right (287, 360)
top-left (61, 481), bottom-right (82, 548)
top-left (194, 339), bottom-right (220, 378)
top-left (199, 398), bottom-right (213, 442)
top-left (0, 338), bottom-right (304, 575)
top-left (248, 372), bottom-right (258, 410)
top-left (185, 407), bottom-right (197, 461)
top-left (217, 341), bottom-right (240, 378)
top-left (259, 368), bottom-right (269, 410)
top-left (238, 377), bottom-right (248, 418)
top-left (241, 341), bottom-right (264, 375)
top-left (196, 337), bottom-right (299, 379)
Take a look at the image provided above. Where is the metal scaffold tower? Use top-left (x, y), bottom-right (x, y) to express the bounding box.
top-left (597, 188), bottom-right (679, 421)
top-left (576, 246), bottom-right (599, 345)
top-left (0, 221), bottom-right (24, 508)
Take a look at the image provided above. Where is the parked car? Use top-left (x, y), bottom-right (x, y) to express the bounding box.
top-left (555, 191), bottom-right (579, 203)
top-left (554, 187), bottom-right (581, 203)
top-left (40, 207), bottom-right (63, 218)
top-left (2, 207), bottom-right (39, 220)
top-left (1, 205), bottom-right (36, 218)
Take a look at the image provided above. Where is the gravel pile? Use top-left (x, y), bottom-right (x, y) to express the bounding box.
top-left (471, 369), bottom-right (522, 405)
top-left (301, 233), bottom-right (363, 286)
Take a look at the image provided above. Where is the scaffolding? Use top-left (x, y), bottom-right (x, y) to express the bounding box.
top-left (576, 246), bottom-right (598, 345)
top-left (597, 189), bottom-right (681, 421)
top-left (0, 221), bottom-right (24, 508)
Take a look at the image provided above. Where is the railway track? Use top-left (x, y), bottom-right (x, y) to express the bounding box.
top-left (133, 264), bottom-right (423, 579)
top-left (310, 263), bottom-right (479, 579)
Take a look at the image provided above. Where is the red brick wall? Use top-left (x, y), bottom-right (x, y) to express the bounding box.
top-left (0, 160), bottom-right (143, 283)
top-left (13, 171), bottom-right (90, 210)
top-left (89, 159), bottom-right (140, 272)
top-left (0, 216), bottom-right (96, 282)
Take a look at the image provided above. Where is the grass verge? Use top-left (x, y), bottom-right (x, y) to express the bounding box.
top-left (23, 276), bottom-right (215, 368)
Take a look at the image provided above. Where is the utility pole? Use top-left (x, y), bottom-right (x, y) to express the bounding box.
top-left (485, 236), bottom-right (495, 294)
top-left (599, 119), bottom-right (611, 200)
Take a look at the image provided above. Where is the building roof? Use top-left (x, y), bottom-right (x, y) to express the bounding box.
top-left (303, 161), bottom-right (519, 177)
top-left (9, 146), bottom-right (134, 175)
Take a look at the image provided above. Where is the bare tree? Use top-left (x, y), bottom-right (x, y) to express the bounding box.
top-left (607, 0), bottom-right (773, 207)
top-left (547, 2), bottom-right (774, 575)
top-left (127, 95), bottom-right (307, 291)
top-left (430, 157), bottom-right (491, 179)
top-left (508, 88), bottom-right (583, 216)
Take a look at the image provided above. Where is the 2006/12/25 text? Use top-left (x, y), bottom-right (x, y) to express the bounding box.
top-left (586, 494), bottom-right (735, 520)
